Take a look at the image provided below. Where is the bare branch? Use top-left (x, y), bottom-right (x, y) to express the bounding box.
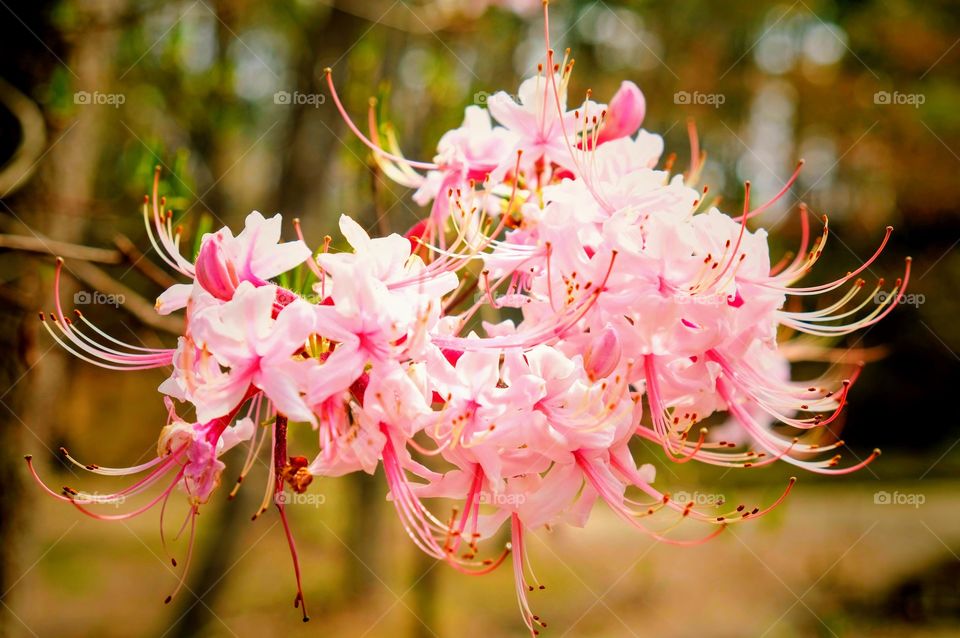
top-left (0, 233), bottom-right (121, 264)
top-left (113, 233), bottom-right (178, 288)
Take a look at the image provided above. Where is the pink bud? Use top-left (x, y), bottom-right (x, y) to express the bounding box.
top-left (195, 234), bottom-right (240, 301)
top-left (584, 324), bottom-right (622, 381)
top-left (596, 81), bottom-right (646, 146)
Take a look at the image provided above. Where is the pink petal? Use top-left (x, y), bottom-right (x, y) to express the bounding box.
top-left (155, 283), bottom-right (193, 315)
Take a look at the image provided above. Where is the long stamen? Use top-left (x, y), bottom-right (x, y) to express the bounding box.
top-left (164, 506), bottom-right (198, 604)
top-left (324, 69), bottom-right (438, 171)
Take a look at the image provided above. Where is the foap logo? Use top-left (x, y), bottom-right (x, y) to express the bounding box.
top-left (873, 290), bottom-right (925, 307)
top-left (476, 491), bottom-right (526, 506)
top-left (74, 291), bottom-right (125, 307)
top-left (674, 90), bottom-right (725, 108)
top-left (274, 90), bottom-right (326, 108)
top-left (473, 91), bottom-right (517, 106)
top-left (874, 490), bottom-right (925, 508)
top-left (275, 491), bottom-right (326, 507)
top-left (74, 91), bottom-right (126, 108)
top-left (673, 293), bottom-right (727, 306)
top-left (874, 90), bottom-right (925, 109)
top-left (672, 490), bottom-right (725, 506)
top-left (61, 489), bottom-right (125, 508)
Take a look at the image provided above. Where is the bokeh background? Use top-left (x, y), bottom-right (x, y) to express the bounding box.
top-left (1, 0), bottom-right (959, 636)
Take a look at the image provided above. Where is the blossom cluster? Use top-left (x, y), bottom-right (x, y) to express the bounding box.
top-left (30, 7), bottom-right (909, 634)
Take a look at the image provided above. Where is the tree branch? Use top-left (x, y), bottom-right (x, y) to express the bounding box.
top-left (0, 233), bottom-right (121, 264)
top-left (113, 233), bottom-right (178, 288)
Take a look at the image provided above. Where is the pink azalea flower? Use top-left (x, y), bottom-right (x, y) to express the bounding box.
top-left (156, 210), bottom-right (310, 314)
top-left (188, 281), bottom-right (317, 423)
top-left (414, 106), bottom-right (516, 223)
top-left (30, 4), bottom-right (912, 633)
top-left (487, 73), bottom-right (586, 174)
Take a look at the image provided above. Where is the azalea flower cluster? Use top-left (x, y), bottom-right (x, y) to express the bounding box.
top-left (29, 6), bottom-right (909, 634)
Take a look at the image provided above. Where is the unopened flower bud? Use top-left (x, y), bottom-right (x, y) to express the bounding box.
top-left (596, 81), bottom-right (646, 146)
top-left (584, 324), bottom-right (622, 381)
top-left (195, 233), bottom-right (240, 301)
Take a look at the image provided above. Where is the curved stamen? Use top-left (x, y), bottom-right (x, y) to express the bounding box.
top-left (324, 68), bottom-right (438, 170)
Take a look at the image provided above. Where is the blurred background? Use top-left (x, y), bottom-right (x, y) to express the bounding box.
top-left (1, 0), bottom-right (959, 636)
